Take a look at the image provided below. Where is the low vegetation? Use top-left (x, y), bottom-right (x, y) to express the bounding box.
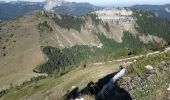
top-left (120, 52), bottom-right (170, 100)
top-left (103, 22), bottom-right (110, 32)
top-left (1, 77), bottom-right (55, 100)
top-left (97, 32), bottom-right (152, 58)
top-left (0, 76), bottom-right (47, 99)
top-left (135, 11), bottom-right (170, 42)
top-left (34, 45), bottom-right (93, 75)
top-left (52, 14), bottom-right (85, 32)
top-left (127, 52), bottom-right (170, 76)
top-left (88, 13), bottom-right (110, 32)
top-left (88, 13), bottom-right (101, 26)
top-left (38, 21), bottom-right (53, 33)
top-left (0, 90), bottom-right (8, 98)
top-left (34, 32), bottom-right (154, 75)
top-left (1, 60), bottom-right (120, 100)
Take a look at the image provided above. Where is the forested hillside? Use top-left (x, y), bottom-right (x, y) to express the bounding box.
top-left (135, 10), bottom-right (170, 43)
top-left (32, 10), bottom-right (170, 76)
top-left (34, 32), bottom-right (153, 75)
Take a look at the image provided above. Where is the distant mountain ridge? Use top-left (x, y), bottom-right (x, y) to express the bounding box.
top-left (0, 1), bottom-right (101, 20)
top-left (132, 4), bottom-right (170, 20)
top-left (54, 2), bottom-right (101, 16)
top-left (0, 1), bottom-right (43, 20)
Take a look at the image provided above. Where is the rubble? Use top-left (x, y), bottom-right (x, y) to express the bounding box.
top-left (118, 61), bottom-right (170, 99)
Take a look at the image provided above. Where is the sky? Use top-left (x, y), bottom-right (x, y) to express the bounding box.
top-left (1, 0), bottom-right (170, 7)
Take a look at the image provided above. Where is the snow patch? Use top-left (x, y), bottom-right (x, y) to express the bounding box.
top-left (44, 0), bottom-right (68, 11)
top-left (165, 7), bottom-right (170, 13)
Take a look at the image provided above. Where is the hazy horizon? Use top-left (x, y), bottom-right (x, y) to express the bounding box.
top-left (0, 0), bottom-right (170, 7)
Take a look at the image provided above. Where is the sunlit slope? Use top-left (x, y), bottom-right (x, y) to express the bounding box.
top-left (0, 8), bottom-right (170, 90)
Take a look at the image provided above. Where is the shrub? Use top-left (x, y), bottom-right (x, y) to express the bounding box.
top-left (38, 21), bottom-right (53, 33)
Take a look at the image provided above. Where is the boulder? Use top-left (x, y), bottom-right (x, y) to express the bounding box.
top-left (145, 65), bottom-right (153, 70)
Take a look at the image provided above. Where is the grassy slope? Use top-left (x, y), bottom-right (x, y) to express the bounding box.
top-left (1, 52), bottom-right (170, 100)
top-left (135, 10), bottom-right (170, 42)
top-left (1, 61), bottom-right (121, 100)
top-left (122, 52), bottom-right (170, 100)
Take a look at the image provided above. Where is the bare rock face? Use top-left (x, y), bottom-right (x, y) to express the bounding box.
top-left (95, 8), bottom-right (133, 23)
top-left (139, 35), bottom-right (166, 44)
top-left (94, 8), bottom-right (136, 43)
